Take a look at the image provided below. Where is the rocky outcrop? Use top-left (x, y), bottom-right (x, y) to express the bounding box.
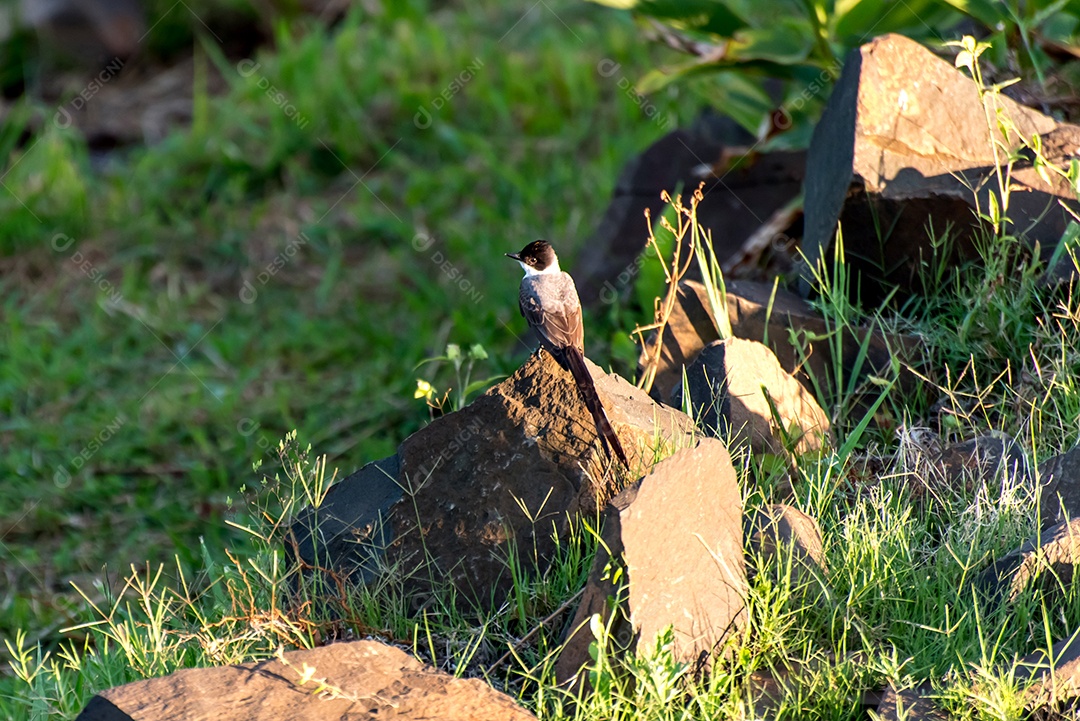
top-left (555, 438), bottom-right (745, 686)
top-left (292, 351), bottom-right (695, 606)
top-left (75, 640), bottom-right (536, 721)
top-left (802, 33), bottom-right (1080, 302)
top-left (670, 338), bottom-right (831, 455)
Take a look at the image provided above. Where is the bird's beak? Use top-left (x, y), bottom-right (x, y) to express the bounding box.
top-left (505, 252), bottom-right (521, 261)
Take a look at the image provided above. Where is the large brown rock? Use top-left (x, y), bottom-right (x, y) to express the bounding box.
top-left (1039, 445), bottom-right (1080, 530)
top-left (75, 640), bottom-right (536, 721)
top-left (670, 338), bottom-right (831, 455)
top-left (387, 352), bottom-right (694, 604)
top-left (555, 438), bottom-right (746, 686)
top-left (642, 279), bottom-right (914, 404)
top-left (291, 353), bottom-right (694, 606)
top-left (803, 33), bottom-right (1080, 302)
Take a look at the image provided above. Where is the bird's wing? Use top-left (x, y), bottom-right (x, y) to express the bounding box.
top-left (519, 277), bottom-right (583, 352)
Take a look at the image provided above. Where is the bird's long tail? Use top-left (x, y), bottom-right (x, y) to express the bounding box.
top-left (562, 347), bottom-right (630, 468)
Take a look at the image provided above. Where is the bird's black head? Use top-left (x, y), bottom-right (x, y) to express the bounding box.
top-left (506, 239), bottom-right (557, 271)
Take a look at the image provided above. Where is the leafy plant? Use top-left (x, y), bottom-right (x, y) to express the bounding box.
top-left (414, 343), bottom-right (502, 416)
top-left (588, 0), bottom-right (1080, 147)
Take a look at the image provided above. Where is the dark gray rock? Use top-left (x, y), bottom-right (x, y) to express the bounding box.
top-left (669, 338), bottom-right (830, 455)
top-left (290, 455), bottom-right (401, 584)
top-left (934, 432), bottom-right (1030, 492)
top-left (1017, 628), bottom-right (1080, 712)
top-left (979, 518), bottom-right (1080, 604)
top-left (1040, 445), bottom-right (1080, 529)
top-left (74, 640), bottom-right (536, 721)
top-left (555, 439), bottom-right (746, 688)
top-left (802, 33), bottom-right (1080, 303)
top-left (575, 125), bottom-right (804, 307)
top-left (876, 683), bottom-right (947, 721)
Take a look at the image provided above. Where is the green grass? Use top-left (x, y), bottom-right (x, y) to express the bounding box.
top-left (5, 3), bottom-right (1080, 719)
top-left (0, 0), bottom-right (694, 683)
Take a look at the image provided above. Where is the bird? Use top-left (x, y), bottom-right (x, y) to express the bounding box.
top-left (506, 240), bottom-right (629, 468)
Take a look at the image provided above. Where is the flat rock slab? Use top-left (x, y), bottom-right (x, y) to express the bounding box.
top-left (75, 640), bottom-right (536, 721)
top-left (670, 338), bottom-right (830, 455)
top-left (803, 33), bottom-right (1080, 301)
top-left (556, 438), bottom-right (746, 686)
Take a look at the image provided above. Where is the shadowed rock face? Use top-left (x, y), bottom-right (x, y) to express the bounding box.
top-left (1017, 629), bottom-right (1080, 712)
top-left (574, 124), bottom-right (805, 307)
top-left (292, 351), bottom-right (695, 607)
top-left (556, 438), bottom-right (746, 688)
top-left (802, 33), bottom-right (1080, 303)
top-left (75, 640), bottom-right (537, 721)
top-left (1040, 445), bottom-right (1080, 530)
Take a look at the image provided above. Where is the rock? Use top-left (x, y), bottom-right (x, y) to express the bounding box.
top-left (1039, 445), bottom-right (1080, 529)
top-left (290, 455), bottom-right (401, 584)
top-left (386, 351), bottom-right (694, 604)
top-left (745, 504), bottom-right (826, 585)
top-left (748, 666), bottom-right (883, 718)
top-left (1017, 629), bottom-right (1080, 711)
top-left (641, 279), bottom-right (915, 405)
top-left (933, 432), bottom-right (1030, 492)
top-left (669, 338), bottom-right (830, 455)
top-left (555, 438), bottom-right (746, 687)
top-left (75, 640), bottom-right (536, 721)
top-left (576, 123), bottom-right (804, 307)
top-left (979, 518), bottom-right (1080, 603)
top-left (20, 0), bottom-right (146, 61)
top-left (875, 683), bottom-right (947, 721)
top-left (802, 33), bottom-right (1080, 303)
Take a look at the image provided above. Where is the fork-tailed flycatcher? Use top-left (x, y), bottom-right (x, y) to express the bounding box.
top-left (507, 240), bottom-right (629, 468)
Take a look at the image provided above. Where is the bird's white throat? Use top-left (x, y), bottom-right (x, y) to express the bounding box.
top-left (519, 259), bottom-right (561, 277)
